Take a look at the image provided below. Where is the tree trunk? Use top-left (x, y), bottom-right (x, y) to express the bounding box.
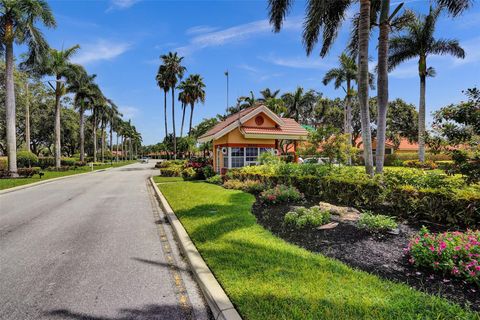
top-left (180, 102), bottom-right (186, 138)
top-left (358, 0), bottom-right (374, 176)
top-left (79, 103), bottom-right (85, 162)
top-left (116, 134), bottom-right (119, 162)
top-left (375, 0), bottom-right (390, 174)
top-left (419, 73), bottom-right (426, 162)
top-left (54, 76), bottom-right (62, 168)
top-left (93, 109), bottom-right (97, 163)
top-left (101, 120), bottom-right (105, 163)
top-left (164, 90), bottom-right (168, 140)
top-left (172, 88), bottom-right (177, 159)
top-left (25, 82), bottom-right (31, 153)
top-left (345, 79), bottom-right (352, 166)
top-left (189, 103), bottom-right (194, 136)
top-left (5, 39), bottom-right (18, 176)
top-left (109, 118), bottom-right (113, 153)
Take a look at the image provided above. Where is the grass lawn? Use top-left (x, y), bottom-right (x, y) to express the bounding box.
top-left (155, 177), bottom-right (479, 320)
top-left (0, 160), bottom-right (136, 190)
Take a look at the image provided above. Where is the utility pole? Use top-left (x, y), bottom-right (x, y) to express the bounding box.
top-left (224, 70), bottom-right (229, 112)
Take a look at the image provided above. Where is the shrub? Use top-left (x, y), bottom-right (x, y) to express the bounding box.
top-left (0, 157), bottom-right (7, 171)
top-left (38, 157), bottom-right (55, 169)
top-left (181, 167), bottom-right (196, 179)
top-left (206, 175), bottom-right (223, 185)
top-left (61, 157), bottom-right (76, 166)
top-left (358, 212), bottom-right (398, 232)
top-left (17, 167), bottom-right (41, 177)
top-left (259, 185), bottom-right (303, 204)
top-left (258, 152), bottom-right (281, 165)
top-left (16, 151), bottom-right (38, 168)
top-left (403, 160), bottom-right (437, 170)
top-left (223, 179), bottom-right (245, 190)
top-left (241, 179), bottom-right (265, 194)
top-left (284, 206), bottom-right (330, 229)
top-left (202, 165), bottom-right (216, 179)
top-left (405, 227), bottom-right (479, 284)
top-left (160, 166), bottom-right (182, 177)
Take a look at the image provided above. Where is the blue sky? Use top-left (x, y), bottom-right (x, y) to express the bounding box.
top-left (38, 0), bottom-right (480, 145)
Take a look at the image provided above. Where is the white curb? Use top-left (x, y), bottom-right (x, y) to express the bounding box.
top-left (149, 177), bottom-right (242, 320)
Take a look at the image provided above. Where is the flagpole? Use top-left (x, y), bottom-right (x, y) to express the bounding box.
top-left (225, 70), bottom-right (229, 112)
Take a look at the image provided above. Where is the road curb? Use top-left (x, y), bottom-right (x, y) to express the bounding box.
top-left (149, 177), bottom-right (242, 320)
top-left (0, 166), bottom-right (117, 196)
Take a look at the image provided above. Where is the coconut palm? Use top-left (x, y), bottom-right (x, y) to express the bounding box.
top-left (323, 53), bottom-right (358, 165)
top-left (258, 88), bottom-right (280, 102)
top-left (177, 81), bottom-right (191, 138)
top-left (388, 7), bottom-right (465, 162)
top-left (268, 0), bottom-right (375, 175)
top-left (66, 65), bottom-right (96, 162)
top-left (39, 45), bottom-right (80, 168)
top-left (0, 0), bottom-right (56, 175)
top-left (281, 87), bottom-right (316, 123)
top-left (185, 74), bottom-right (206, 136)
top-left (160, 52), bottom-right (186, 158)
top-left (156, 65), bottom-right (169, 141)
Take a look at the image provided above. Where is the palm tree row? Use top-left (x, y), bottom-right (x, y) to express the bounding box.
top-left (155, 51), bottom-right (206, 158)
top-left (1, 0), bottom-right (141, 176)
top-left (267, 0), bottom-right (470, 175)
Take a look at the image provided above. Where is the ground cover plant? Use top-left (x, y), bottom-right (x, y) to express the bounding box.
top-left (259, 184), bottom-right (303, 204)
top-left (405, 227), bottom-right (480, 285)
top-left (284, 206), bottom-right (330, 229)
top-left (155, 177), bottom-right (478, 319)
top-left (358, 212), bottom-right (398, 233)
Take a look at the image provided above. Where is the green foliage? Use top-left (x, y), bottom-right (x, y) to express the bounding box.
top-left (16, 151), bottom-right (38, 168)
top-left (406, 227), bottom-right (479, 284)
top-left (223, 179), bottom-right (265, 194)
top-left (358, 212), bottom-right (398, 232)
top-left (16, 167), bottom-right (41, 178)
top-left (450, 149), bottom-right (480, 185)
top-left (202, 165), bottom-right (215, 179)
top-left (284, 206), bottom-right (330, 229)
top-left (206, 175), bottom-right (223, 185)
top-left (259, 185), bottom-right (303, 204)
top-left (320, 134), bottom-right (358, 164)
top-left (181, 167), bottom-right (196, 179)
top-left (403, 159), bottom-right (437, 170)
top-left (258, 152), bottom-right (281, 165)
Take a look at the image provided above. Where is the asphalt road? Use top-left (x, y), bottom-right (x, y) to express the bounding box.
top-left (0, 161), bottom-right (211, 320)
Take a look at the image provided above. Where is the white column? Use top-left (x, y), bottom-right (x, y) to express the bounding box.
top-left (228, 147), bottom-right (232, 169)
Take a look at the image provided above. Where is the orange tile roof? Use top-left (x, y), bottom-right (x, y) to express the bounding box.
top-left (198, 106), bottom-right (259, 139)
top-left (242, 118), bottom-right (308, 136)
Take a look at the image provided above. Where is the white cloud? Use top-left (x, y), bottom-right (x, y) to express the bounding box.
top-left (390, 62), bottom-right (418, 79)
top-left (119, 106), bottom-right (139, 119)
top-left (185, 25), bottom-right (219, 35)
top-left (176, 17), bottom-right (302, 56)
top-left (263, 55), bottom-right (332, 70)
top-left (237, 64), bottom-right (282, 82)
top-left (452, 36), bottom-right (480, 66)
top-left (72, 40), bottom-right (131, 65)
top-left (107, 0), bottom-right (141, 11)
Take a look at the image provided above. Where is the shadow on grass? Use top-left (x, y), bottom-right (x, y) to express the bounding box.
top-left (44, 304), bottom-right (187, 320)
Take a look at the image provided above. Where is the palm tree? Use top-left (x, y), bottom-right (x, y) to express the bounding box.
top-left (238, 91), bottom-right (256, 108)
top-left (160, 52), bottom-right (186, 158)
top-left (388, 7), bottom-right (465, 162)
top-left (156, 65), bottom-right (169, 142)
top-left (66, 65), bottom-right (96, 162)
top-left (259, 88), bottom-right (280, 101)
top-left (281, 87), bottom-right (316, 123)
top-left (177, 81), bottom-right (191, 138)
top-left (268, 0), bottom-right (375, 175)
top-left (185, 74), bottom-right (206, 136)
top-left (323, 53), bottom-right (358, 165)
top-left (40, 45), bottom-right (80, 168)
top-left (1, 0), bottom-right (55, 176)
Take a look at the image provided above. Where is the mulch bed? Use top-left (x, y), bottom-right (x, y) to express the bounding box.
top-left (252, 197), bottom-right (479, 311)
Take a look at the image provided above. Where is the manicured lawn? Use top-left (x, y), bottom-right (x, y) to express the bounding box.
top-left (155, 177), bottom-right (479, 320)
top-left (0, 160), bottom-right (136, 190)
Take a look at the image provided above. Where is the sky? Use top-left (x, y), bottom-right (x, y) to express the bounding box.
top-left (33, 0), bottom-right (480, 145)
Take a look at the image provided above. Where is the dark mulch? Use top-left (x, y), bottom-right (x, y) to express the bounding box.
top-left (252, 197), bottom-right (479, 311)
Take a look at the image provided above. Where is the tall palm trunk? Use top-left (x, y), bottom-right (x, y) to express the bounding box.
top-left (188, 102), bottom-right (194, 136)
top-left (171, 87), bottom-right (177, 159)
top-left (358, 0), bottom-right (374, 176)
top-left (109, 119), bottom-right (113, 153)
top-left (164, 89), bottom-right (168, 139)
top-left (54, 76), bottom-right (62, 168)
top-left (116, 134), bottom-right (119, 162)
top-left (180, 102), bottom-right (186, 137)
top-left (418, 73), bottom-right (426, 163)
top-left (25, 82), bottom-right (31, 152)
top-left (4, 23), bottom-right (18, 176)
top-left (93, 109), bottom-right (97, 163)
top-left (101, 119), bottom-right (105, 163)
top-left (375, 0), bottom-right (390, 174)
top-left (345, 79), bottom-right (352, 166)
top-left (79, 103), bottom-right (85, 162)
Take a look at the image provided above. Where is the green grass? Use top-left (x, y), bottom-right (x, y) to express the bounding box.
top-left (0, 160), bottom-right (136, 190)
top-left (156, 177), bottom-right (479, 320)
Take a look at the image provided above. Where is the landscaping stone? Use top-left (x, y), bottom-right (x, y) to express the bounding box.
top-left (318, 201), bottom-right (361, 220)
top-left (317, 222), bottom-right (339, 230)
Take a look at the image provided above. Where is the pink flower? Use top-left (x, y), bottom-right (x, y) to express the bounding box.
top-left (429, 245), bottom-right (435, 252)
top-left (451, 267), bottom-right (459, 275)
top-left (439, 242), bottom-right (447, 250)
top-left (454, 246), bottom-right (461, 251)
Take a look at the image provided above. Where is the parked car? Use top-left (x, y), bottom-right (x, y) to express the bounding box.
top-left (139, 157), bottom-right (149, 163)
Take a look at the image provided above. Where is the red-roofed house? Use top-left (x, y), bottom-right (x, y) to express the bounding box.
top-left (198, 105), bottom-right (308, 172)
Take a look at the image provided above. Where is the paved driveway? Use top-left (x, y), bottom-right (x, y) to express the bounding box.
top-left (0, 161), bottom-right (210, 320)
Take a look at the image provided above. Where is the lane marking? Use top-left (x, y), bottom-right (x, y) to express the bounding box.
top-left (147, 181), bottom-right (195, 320)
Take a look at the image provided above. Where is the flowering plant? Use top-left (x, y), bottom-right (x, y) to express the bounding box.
top-left (405, 226), bottom-right (479, 284)
top-left (259, 185), bottom-right (303, 204)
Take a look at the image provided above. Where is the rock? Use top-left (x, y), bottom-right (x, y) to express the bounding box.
top-left (387, 228), bottom-right (400, 235)
top-left (318, 202), bottom-right (361, 222)
top-left (317, 222), bottom-right (339, 230)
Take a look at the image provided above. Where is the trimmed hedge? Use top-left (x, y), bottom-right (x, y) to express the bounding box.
top-left (228, 170), bottom-right (480, 227)
top-left (17, 151), bottom-right (39, 168)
